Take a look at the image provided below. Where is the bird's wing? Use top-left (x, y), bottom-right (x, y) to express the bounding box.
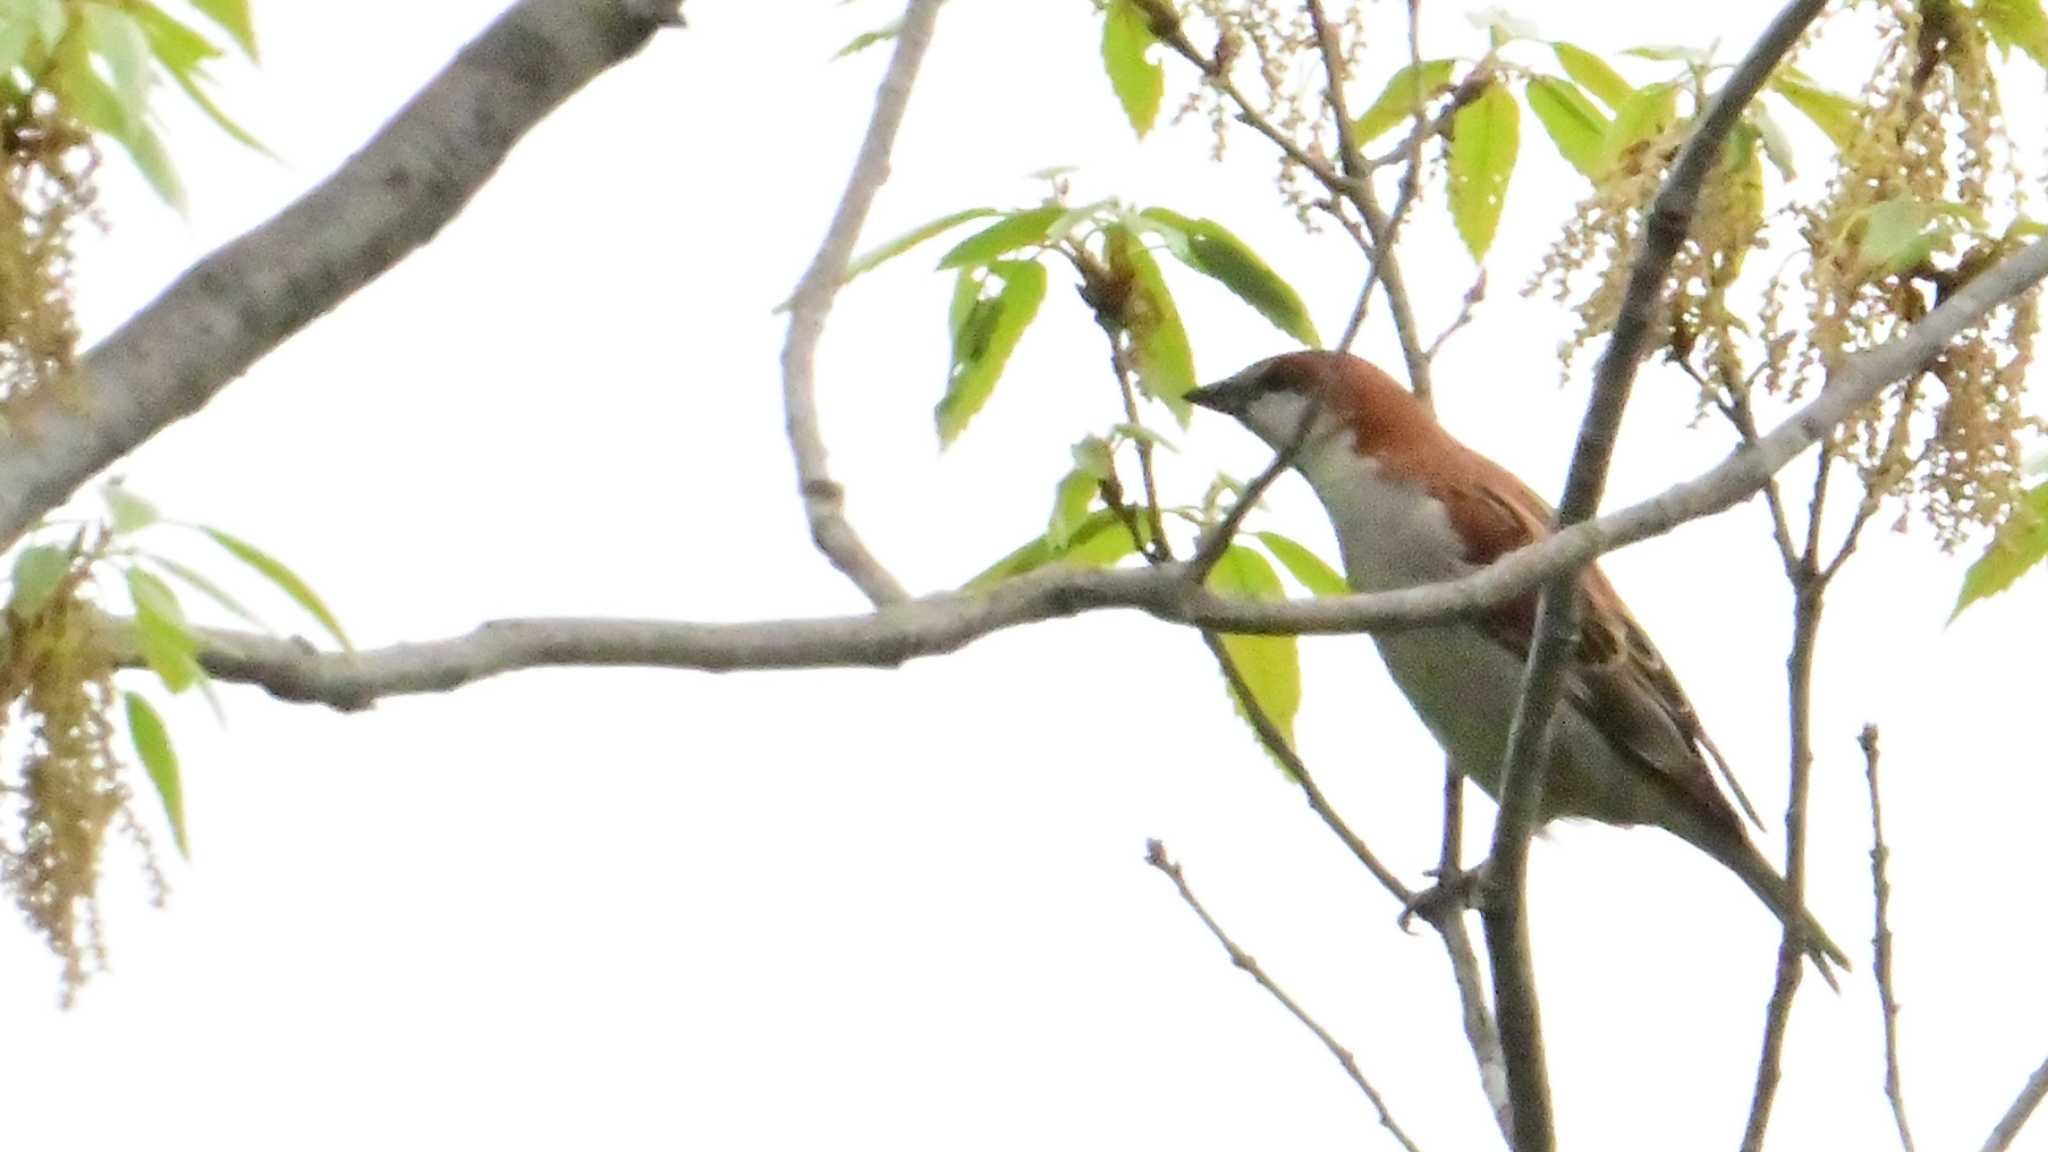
top-left (1422, 456), bottom-right (1761, 830)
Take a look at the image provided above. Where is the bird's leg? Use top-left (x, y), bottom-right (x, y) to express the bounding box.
top-left (1397, 856), bottom-right (1494, 933)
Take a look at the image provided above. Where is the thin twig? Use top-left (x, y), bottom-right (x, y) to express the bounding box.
top-left (1144, 840), bottom-right (1425, 1152)
top-left (1434, 760), bottom-right (1513, 1144)
top-left (1198, 536), bottom-right (1505, 1141)
top-left (1861, 725), bottom-right (1917, 1152)
top-left (1094, 306), bottom-right (1172, 561)
top-left (778, 0), bottom-right (947, 607)
top-left (1981, 1051), bottom-right (2048, 1152)
top-left (1704, 366), bottom-right (1800, 576)
top-left (1202, 635), bottom-right (1413, 905)
top-left (1739, 564), bottom-right (1824, 1152)
top-left (1484, 8), bottom-right (1830, 1149)
top-left (1303, 0), bottom-right (1433, 400)
top-left (1186, 401), bottom-right (1320, 583)
top-left (1427, 274), bottom-right (1487, 360)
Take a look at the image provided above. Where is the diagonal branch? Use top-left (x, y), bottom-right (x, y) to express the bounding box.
top-left (1482, 5), bottom-right (1829, 1148)
top-left (0, 0), bottom-right (683, 552)
top-left (110, 229), bottom-right (2048, 712)
top-left (1982, 1051), bottom-right (2048, 1152)
top-left (1144, 840), bottom-right (1425, 1152)
top-left (778, 0), bottom-right (947, 607)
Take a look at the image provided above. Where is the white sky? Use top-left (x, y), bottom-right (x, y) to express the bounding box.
top-left (7, 1), bottom-right (2047, 1149)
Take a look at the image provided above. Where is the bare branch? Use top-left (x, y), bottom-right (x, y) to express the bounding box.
top-left (1485, 7), bottom-right (1829, 1148)
top-left (1200, 635), bottom-right (1412, 905)
top-left (778, 0), bottom-right (946, 607)
top-left (0, 0), bottom-right (682, 552)
top-left (1860, 725), bottom-right (1917, 1152)
top-left (1981, 1051), bottom-right (2048, 1152)
top-left (1186, 401), bottom-right (1318, 583)
top-left (1143, 840), bottom-right (1425, 1152)
top-left (112, 225), bottom-right (2048, 712)
top-left (1303, 0), bottom-right (1433, 401)
top-left (1434, 761), bottom-right (1513, 1145)
top-left (1740, 574), bottom-right (1824, 1152)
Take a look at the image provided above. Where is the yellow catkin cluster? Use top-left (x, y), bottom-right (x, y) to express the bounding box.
top-left (0, 553), bottom-right (160, 1005)
top-left (0, 94), bottom-right (95, 409)
top-left (1531, 0), bottom-right (2034, 547)
top-left (1774, 0), bottom-right (2035, 545)
top-left (1529, 108), bottom-right (1768, 404)
top-left (1173, 0), bottom-right (1371, 224)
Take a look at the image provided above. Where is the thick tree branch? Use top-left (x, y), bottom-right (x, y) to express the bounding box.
top-left (778, 0), bottom-right (945, 607)
top-left (0, 0), bottom-right (682, 552)
top-left (1482, 5), bottom-right (1829, 1148)
top-left (101, 231), bottom-right (2048, 708)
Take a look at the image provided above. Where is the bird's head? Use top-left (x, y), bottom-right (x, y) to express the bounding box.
top-left (1185, 350), bottom-right (1430, 461)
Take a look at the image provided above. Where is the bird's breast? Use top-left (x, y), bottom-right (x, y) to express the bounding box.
top-left (1295, 441), bottom-right (1473, 591)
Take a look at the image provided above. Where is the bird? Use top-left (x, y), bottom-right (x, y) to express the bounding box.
top-left (1185, 349), bottom-right (1849, 979)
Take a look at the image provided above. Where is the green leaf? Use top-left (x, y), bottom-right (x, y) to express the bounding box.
top-left (129, 1), bottom-right (220, 71)
top-left (1110, 421), bottom-right (1177, 452)
top-left (1352, 59), bottom-right (1457, 143)
top-left (123, 692), bottom-right (187, 857)
top-left (965, 509), bottom-right (1147, 590)
top-left (1551, 42), bottom-right (1633, 109)
top-left (3, 0), bottom-right (70, 57)
top-left (1448, 82), bottom-right (1520, 260)
top-left (947, 264), bottom-right (982, 349)
top-left (1770, 76), bottom-right (1860, 150)
top-left (1623, 44), bottom-right (1711, 64)
top-left (1110, 226), bottom-right (1196, 424)
top-left (1137, 207), bottom-right (1320, 346)
top-left (1749, 103), bottom-right (1797, 180)
top-left (188, 0), bottom-right (255, 59)
top-left (936, 205), bottom-right (1065, 270)
top-left (1252, 532), bottom-right (1350, 597)
top-left (9, 545), bottom-right (70, 618)
top-left (127, 567), bottom-right (204, 694)
top-left (105, 483), bottom-right (160, 534)
top-left (0, 0), bottom-right (62, 76)
top-left (1600, 80), bottom-right (1678, 170)
top-left (201, 527), bottom-right (351, 650)
top-left (1101, 0), bottom-right (1164, 137)
top-left (842, 207), bottom-right (997, 287)
top-left (1046, 468), bottom-right (1099, 550)
top-left (1981, 0), bottom-right (2048, 66)
top-left (1072, 433), bottom-right (1115, 478)
top-left (1206, 545), bottom-right (1302, 754)
top-left (54, 36), bottom-right (186, 209)
top-left (835, 17), bottom-right (901, 58)
top-left (1524, 76), bottom-right (1609, 178)
top-left (1955, 482), bottom-right (2048, 618)
top-left (82, 5), bottom-right (152, 131)
top-left (130, 1), bottom-right (267, 155)
top-left (1861, 197), bottom-right (1935, 274)
top-left (144, 553), bottom-right (267, 631)
top-left (1469, 8), bottom-right (1540, 45)
top-left (936, 260), bottom-right (1047, 444)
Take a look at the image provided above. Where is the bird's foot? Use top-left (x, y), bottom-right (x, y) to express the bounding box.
top-left (1397, 859), bottom-right (1492, 933)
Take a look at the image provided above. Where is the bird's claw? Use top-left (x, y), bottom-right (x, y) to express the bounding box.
top-left (1397, 861), bottom-right (1490, 933)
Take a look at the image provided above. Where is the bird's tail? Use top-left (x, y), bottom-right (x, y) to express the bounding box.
top-left (1714, 832), bottom-right (1851, 990)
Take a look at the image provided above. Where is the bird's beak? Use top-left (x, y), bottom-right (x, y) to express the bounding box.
top-left (1185, 374), bottom-right (1253, 416)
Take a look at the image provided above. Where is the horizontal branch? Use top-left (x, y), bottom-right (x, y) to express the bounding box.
top-left (88, 236), bottom-right (2048, 708)
top-left (0, 0), bottom-right (683, 551)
